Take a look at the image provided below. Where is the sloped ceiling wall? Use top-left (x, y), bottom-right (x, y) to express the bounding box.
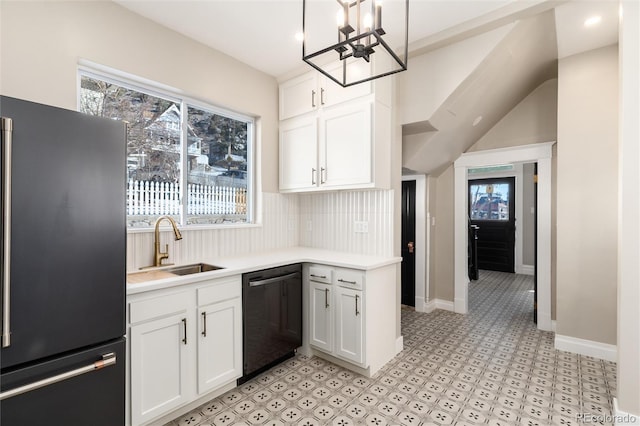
top-left (399, 11), bottom-right (558, 176)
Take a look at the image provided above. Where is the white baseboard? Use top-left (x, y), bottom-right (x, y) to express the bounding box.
top-left (555, 334), bottom-right (617, 362)
top-left (517, 264), bottom-right (535, 276)
top-left (395, 336), bottom-right (404, 354)
top-left (613, 398), bottom-right (640, 425)
top-left (413, 299), bottom-right (453, 313)
top-left (435, 299), bottom-right (455, 312)
top-left (414, 297), bottom-right (427, 313)
top-left (425, 299), bottom-right (436, 313)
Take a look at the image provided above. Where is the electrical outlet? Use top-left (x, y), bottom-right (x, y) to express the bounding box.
top-left (354, 221), bottom-right (369, 233)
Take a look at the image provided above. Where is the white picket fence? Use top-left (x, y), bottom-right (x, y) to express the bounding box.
top-left (127, 180), bottom-right (247, 216)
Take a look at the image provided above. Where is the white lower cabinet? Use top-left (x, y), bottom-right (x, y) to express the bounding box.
top-left (128, 276), bottom-right (242, 425)
top-left (309, 281), bottom-right (333, 352)
top-left (130, 309), bottom-right (193, 426)
top-left (306, 263), bottom-right (396, 376)
top-left (334, 286), bottom-right (364, 364)
top-left (308, 266), bottom-right (367, 368)
top-left (197, 298), bottom-right (242, 395)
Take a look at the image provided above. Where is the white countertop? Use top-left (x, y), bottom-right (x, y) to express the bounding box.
top-left (127, 247), bottom-right (401, 295)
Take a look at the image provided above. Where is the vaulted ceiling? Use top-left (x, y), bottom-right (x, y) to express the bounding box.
top-left (113, 0), bottom-right (619, 176)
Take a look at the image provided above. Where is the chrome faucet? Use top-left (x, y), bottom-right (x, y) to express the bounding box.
top-left (144, 216), bottom-right (183, 268)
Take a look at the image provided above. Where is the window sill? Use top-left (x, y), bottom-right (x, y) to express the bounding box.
top-left (127, 222), bottom-right (263, 234)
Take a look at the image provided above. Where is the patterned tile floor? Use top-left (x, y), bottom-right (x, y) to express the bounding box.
top-left (166, 270), bottom-right (617, 426)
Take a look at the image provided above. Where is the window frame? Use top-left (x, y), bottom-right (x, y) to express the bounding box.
top-left (77, 63), bottom-right (256, 230)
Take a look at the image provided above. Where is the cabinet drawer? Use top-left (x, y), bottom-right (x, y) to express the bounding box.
top-left (308, 266), bottom-right (332, 284)
top-left (129, 291), bottom-right (190, 325)
top-left (197, 276), bottom-right (241, 306)
top-left (335, 269), bottom-right (364, 290)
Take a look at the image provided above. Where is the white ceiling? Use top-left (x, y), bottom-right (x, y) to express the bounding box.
top-left (114, 0), bottom-right (529, 78)
top-left (114, 0), bottom-right (619, 79)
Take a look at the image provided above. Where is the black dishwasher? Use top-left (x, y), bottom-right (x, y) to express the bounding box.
top-left (240, 264), bottom-right (302, 384)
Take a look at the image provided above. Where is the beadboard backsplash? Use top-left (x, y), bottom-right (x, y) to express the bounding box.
top-left (299, 189), bottom-right (394, 257)
top-left (127, 189), bottom-right (395, 271)
top-left (126, 192), bottom-right (299, 271)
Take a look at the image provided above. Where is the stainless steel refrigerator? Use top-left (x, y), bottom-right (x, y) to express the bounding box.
top-left (1, 96), bottom-right (126, 425)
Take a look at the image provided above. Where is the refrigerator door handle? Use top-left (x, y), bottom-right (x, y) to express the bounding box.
top-left (0, 352), bottom-right (116, 401)
top-left (1, 117), bottom-right (12, 348)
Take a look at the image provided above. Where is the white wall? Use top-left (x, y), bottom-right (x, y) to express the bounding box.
top-left (396, 25), bottom-right (514, 126)
top-left (556, 45), bottom-right (618, 345)
top-left (617, 0), bottom-right (640, 417)
top-left (468, 79), bottom-right (558, 152)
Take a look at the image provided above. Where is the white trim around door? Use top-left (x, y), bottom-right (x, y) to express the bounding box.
top-left (454, 142), bottom-right (554, 332)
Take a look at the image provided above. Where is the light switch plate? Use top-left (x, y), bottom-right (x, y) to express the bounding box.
top-left (354, 221), bottom-right (369, 233)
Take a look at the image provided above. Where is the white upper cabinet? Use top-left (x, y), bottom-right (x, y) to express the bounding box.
top-left (278, 64), bottom-right (391, 194)
top-left (320, 101), bottom-right (372, 188)
top-left (279, 116), bottom-right (318, 191)
top-left (279, 72), bottom-right (318, 121)
top-left (279, 62), bottom-right (371, 121)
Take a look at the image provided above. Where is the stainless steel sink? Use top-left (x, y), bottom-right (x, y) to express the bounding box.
top-left (164, 263), bottom-right (225, 275)
top-left (128, 262), bottom-right (225, 284)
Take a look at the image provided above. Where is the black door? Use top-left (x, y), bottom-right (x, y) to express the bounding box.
top-left (469, 177), bottom-right (516, 273)
top-left (401, 180), bottom-right (416, 307)
top-left (533, 164), bottom-right (538, 323)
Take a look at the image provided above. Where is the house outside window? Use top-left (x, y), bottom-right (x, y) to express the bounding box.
top-left (78, 68), bottom-right (254, 228)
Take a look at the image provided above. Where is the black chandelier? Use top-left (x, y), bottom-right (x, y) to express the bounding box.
top-left (302, 0), bottom-right (409, 87)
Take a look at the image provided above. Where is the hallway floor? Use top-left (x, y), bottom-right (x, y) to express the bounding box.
top-left (166, 270), bottom-right (616, 426)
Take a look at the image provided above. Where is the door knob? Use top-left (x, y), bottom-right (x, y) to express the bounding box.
top-left (408, 242), bottom-right (414, 253)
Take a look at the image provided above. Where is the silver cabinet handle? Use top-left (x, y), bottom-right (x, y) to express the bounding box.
top-left (311, 90), bottom-right (316, 108)
top-left (310, 274), bottom-right (327, 279)
top-left (338, 279), bottom-right (357, 285)
top-left (311, 168), bottom-right (317, 185)
top-left (182, 318), bottom-right (187, 345)
top-left (355, 294), bottom-right (360, 316)
top-left (0, 352), bottom-right (116, 401)
top-left (1, 117), bottom-right (13, 348)
top-left (201, 312), bottom-right (207, 337)
top-left (320, 88), bottom-right (325, 105)
top-left (249, 272), bottom-right (300, 287)
top-left (320, 167), bottom-right (326, 184)
top-left (325, 288), bottom-right (329, 308)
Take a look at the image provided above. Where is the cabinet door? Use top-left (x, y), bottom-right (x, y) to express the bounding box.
top-left (197, 298), bottom-right (242, 395)
top-left (130, 312), bottom-right (192, 425)
top-left (309, 282), bottom-right (333, 352)
top-left (279, 116), bottom-right (318, 191)
top-left (321, 61), bottom-right (372, 108)
top-left (279, 72), bottom-right (317, 120)
top-left (320, 101), bottom-right (372, 188)
top-left (334, 287), bottom-right (364, 365)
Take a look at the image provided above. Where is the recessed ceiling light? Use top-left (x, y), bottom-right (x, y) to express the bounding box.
top-left (295, 32), bottom-right (304, 42)
top-left (472, 116), bottom-right (483, 126)
top-left (584, 15), bottom-right (602, 27)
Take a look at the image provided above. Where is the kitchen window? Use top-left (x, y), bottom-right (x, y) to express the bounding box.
top-left (78, 68), bottom-right (254, 228)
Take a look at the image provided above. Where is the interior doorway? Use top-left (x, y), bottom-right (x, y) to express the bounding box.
top-left (453, 142), bottom-right (554, 332)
